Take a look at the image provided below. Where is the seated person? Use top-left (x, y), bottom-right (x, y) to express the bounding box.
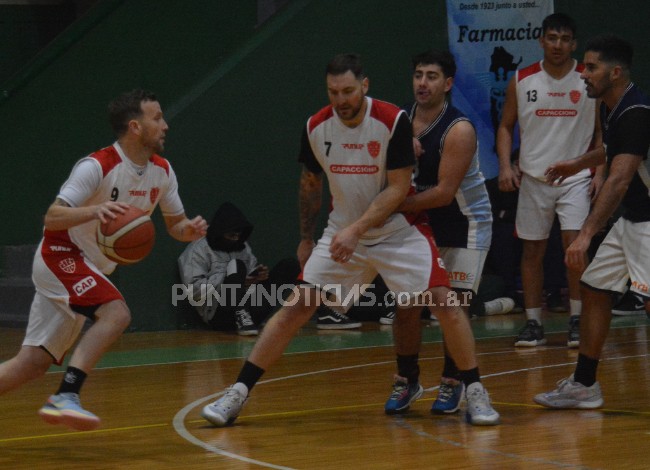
top-left (179, 202), bottom-right (359, 335)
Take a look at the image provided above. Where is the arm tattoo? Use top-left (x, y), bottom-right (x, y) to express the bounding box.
top-left (299, 167), bottom-right (323, 240)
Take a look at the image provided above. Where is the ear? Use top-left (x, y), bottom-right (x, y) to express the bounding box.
top-left (610, 64), bottom-right (623, 81)
top-left (444, 76), bottom-right (454, 94)
top-left (361, 77), bottom-right (369, 95)
top-left (128, 119), bottom-right (141, 135)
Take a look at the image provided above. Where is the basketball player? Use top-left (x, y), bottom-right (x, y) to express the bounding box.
top-left (535, 34), bottom-right (650, 408)
top-left (396, 50), bottom-right (493, 415)
top-left (201, 53), bottom-right (499, 427)
top-left (496, 13), bottom-right (602, 348)
top-left (0, 89), bottom-right (207, 431)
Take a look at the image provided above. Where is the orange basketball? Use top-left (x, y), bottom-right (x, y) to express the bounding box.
top-left (96, 206), bottom-right (155, 265)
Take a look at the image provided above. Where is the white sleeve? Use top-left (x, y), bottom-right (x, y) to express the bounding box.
top-left (57, 158), bottom-right (103, 207)
top-left (159, 163), bottom-right (185, 217)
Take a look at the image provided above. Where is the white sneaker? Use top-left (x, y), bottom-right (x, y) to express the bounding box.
top-left (533, 375), bottom-right (603, 409)
top-left (465, 382), bottom-right (500, 426)
top-left (201, 383), bottom-right (248, 426)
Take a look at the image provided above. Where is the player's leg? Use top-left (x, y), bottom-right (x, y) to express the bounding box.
top-left (557, 176), bottom-right (592, 347)
top-left (431, 248), bottom-right (486, 414)
top-left (202, 228), bottom-right (370, 427)
top-left (0, 346), bottom-right (53, 395)
top-left (67, 299), bottom-right (131, 372)
top-left (515, 174), bottom-right (556, 347)
top-left (384, 302), bottom-right (424, 414)
top-left (428, 287), bottom-right (500, 425)
top-left (534, 219), bottom-right (633, 409)
top-left (38, 298), bottom-right (129, 431)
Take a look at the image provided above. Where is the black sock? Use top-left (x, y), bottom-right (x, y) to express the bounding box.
top-left (236, 360), bottom-right (265, 392)
top-left (396, 354), bottom-right (420, 384)
top-left (441, 354), bottom-right (460, 380)
top-left (459, 367), bottom-right (480, 388)
top-left (574, 353), bottom-right (599, 387)
top-left (56, 366), bottom-right (87, 395)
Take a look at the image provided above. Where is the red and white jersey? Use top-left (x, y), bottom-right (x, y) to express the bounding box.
top-left (46, 142), bottom-right (184, 274)
top-left (516, 60), bottom-right (595, 182)
top-left (300, 97), bottom-right (415, 243)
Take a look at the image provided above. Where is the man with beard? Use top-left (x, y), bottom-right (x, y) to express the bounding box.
top-left (201, 53), bottom-right (499, 428)
top-left (535, 34), bottom-right (650, 408)
top-left (0, 89), bottom-right (207, 431)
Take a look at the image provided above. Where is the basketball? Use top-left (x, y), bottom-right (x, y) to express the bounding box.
top-left (96, 206), bottom-right (155, 265)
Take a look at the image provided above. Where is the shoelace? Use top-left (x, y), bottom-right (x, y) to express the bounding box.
top-left (236, 311), bottom-right (254, 326)
top-left (389, 382), bottom-right (408, 399)
top-left (467, 388), bottom-right (490, 409)
top-left (437, 383), bottom-right (456, 402)
top-left (555, 377), bottom-right (573, 391)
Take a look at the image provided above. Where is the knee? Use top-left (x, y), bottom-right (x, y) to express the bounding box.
top-left (98, 300), bottom-right (131, 330)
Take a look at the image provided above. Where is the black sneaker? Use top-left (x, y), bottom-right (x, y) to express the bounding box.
top-left (514, 319), bottom-right (546, 347)
top-left (317, 308), bottom-right (361, 330)
top-left (379, 310), bottom-right (395, 325)
top-left (612, 290), bottom-right (646, 316)
top-left (235, 309), bottom-right (259, 336)
top-left (567, 315), bottom-right (580, 348)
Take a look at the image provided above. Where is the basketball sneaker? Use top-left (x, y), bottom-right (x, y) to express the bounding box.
top-left (316, 308), bottom-right (361, 329)
top-left (567, 315), bottom-right (580, 348)
top-left (612, 290), bottom-right (646, 316)
top-left (533, 375), bottom-right (603, 409)
top-left (235, 309), bottom-right (259, 336)
top-left (379, 310), bottom-right (395, 325)
top-left (384, 375), bottom-right (423, 415)
top-left (201, 383), bottom-right (249, 426)
top-left (514, 319), bottom-right (546, 347)
top-left (38, 393), bottom-right (101, 431)
top-left (431, 377), bottom-right (465, 414)
top-left (465, 382), bottom-right (500, 426)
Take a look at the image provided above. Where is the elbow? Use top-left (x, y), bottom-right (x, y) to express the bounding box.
top-left (439, 192), bottom-right (456, 207)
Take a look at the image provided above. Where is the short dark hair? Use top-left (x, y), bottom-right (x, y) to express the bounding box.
top-left (326, 53), bottom-right (365, 79)
top-left (585, 34), bottom-right (633, 71)
top-left (542, 13), bottom-right (576, 37)
top-left (411, 50), bottom-right (457, 78)
top-left (108, 89), bottom-right (158, 136)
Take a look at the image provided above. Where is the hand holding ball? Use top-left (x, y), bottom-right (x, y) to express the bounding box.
top-left (96, 206), bottom-right (155, 264)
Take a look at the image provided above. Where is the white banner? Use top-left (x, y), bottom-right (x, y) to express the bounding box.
top-left (446, 0), bottom-right (554, 178)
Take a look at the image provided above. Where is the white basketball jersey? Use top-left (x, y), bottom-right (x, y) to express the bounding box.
top-left (305, 97), bottom-right (412, 242)
top-left (516, 60), bottom-right (595, 182)
top-left (53, 142), bottom-right (184, 273)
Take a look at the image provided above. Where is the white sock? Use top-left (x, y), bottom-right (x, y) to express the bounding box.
top-left (526, 307), bottom-right (543, 323)
top-left (569, 299), bottom-right (582, 316)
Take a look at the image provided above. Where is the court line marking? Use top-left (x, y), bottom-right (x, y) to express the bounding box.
top-left (173, 353), bottom-right (650, 469)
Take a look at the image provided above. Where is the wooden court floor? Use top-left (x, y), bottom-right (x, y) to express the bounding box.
top-left (1, 311), bottom-right (649, 469)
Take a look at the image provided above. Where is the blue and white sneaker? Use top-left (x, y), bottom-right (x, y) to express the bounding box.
top-left (384, 375), bottom-right (423, 415)
top-left (431, 378), bottom-right (465, 414)
top-left (38, 392), bottom-right (101, 431)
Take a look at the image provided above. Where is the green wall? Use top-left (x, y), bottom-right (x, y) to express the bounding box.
top-left (1, 0), bottom-right (648, 330)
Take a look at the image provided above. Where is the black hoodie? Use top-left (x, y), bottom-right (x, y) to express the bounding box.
top-left (206, 202), bottom-right (254, 252)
